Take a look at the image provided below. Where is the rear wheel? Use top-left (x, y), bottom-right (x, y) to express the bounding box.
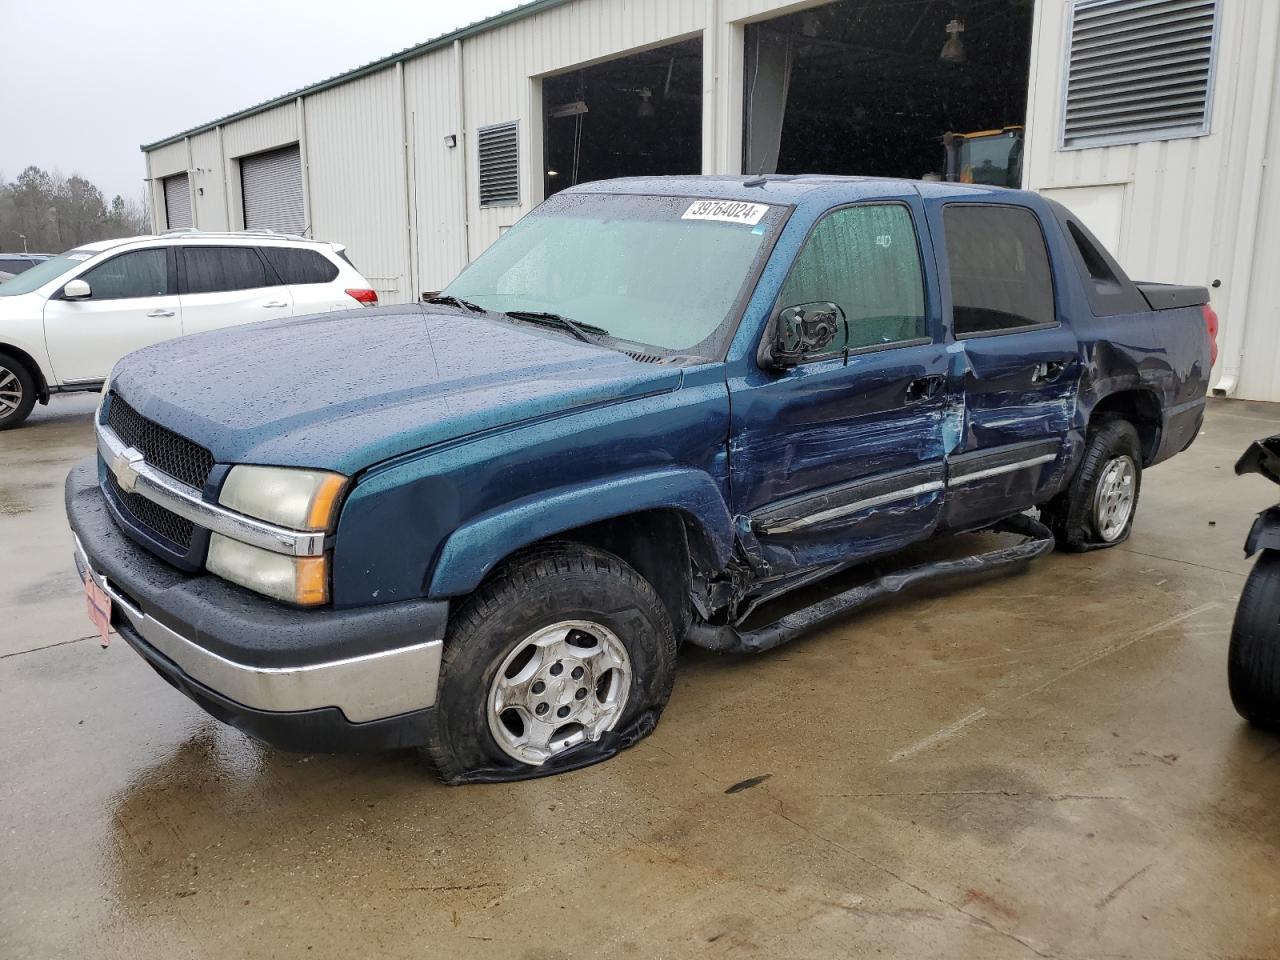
top-left (421, 543), bottom-right (676, 783)
top-left (1043, 418), bottom-right (1142, 551)
top-left (1228, 550), bottom-right (1280, 727)
top-left (0, 354), bottom-right (36, 430)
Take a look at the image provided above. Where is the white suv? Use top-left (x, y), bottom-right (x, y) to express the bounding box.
top-left (0, 231), bottom-right (378, 429)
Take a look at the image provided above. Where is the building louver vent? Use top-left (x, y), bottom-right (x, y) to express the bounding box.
top-left (1063, 0), bottom-right (1219, 148)
top-left (477, 121), bottom-right (519, 207)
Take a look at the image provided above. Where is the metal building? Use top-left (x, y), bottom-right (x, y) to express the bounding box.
top-left (141, 0), bottom-right (1280, 400)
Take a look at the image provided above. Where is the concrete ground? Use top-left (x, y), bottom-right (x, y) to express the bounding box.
top-left (3, 394), bottom-right (1280, 960)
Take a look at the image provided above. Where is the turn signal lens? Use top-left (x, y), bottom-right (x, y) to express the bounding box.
top-left (207, 535), bottom-right (329, 606)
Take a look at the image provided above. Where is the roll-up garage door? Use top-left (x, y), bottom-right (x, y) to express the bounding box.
top-left (163, 174), bottom-right (192, 230)
top-left (240, 145), bottom-right (305, 234)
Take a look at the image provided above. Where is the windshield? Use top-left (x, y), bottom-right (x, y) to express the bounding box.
top-left (444, 192), bottom-right (786, 356)
top-left (0, 250), bottom-right (95, 296)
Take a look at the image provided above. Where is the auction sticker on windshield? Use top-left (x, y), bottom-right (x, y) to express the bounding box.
top-left (682, 200), bottom-right (769, 226)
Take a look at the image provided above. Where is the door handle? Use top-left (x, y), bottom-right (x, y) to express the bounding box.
top-left (146, 309), bottom-right (175, 318)
top-left (262, 300), bottom-right (289, 309)
top-left (905, 375), bottom-right (945, 404)
top-left (1032, 360), bottom-right (1068, 383)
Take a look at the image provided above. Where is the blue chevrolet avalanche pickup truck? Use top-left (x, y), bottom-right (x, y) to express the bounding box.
top-left (66, 175), bottom-right (1215, 782)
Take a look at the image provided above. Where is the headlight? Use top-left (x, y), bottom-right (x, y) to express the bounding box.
top-left (211, 466), bottom-right (347, 606)
top-left (207, 534), bottom-right (329, 606)
top-left (219, 465), bottom-right (347, 530)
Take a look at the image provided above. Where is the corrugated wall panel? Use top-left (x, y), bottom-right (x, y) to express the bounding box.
top-left (222, 103), bottom-right (298, 159)
top-left (1026, 0), bottom-right (1280, 401)
top-left (404, 46), bottom-right (469, 293)
top-left (189, 130), bottom-right (228, 230)
top-left (304, 69), bottom-right (411, 302)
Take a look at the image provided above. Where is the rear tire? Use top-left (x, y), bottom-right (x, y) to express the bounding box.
top-left (0, 353), bottom-right (36, 430)
top-left (1228, 550), bottom-right (1280, 728)
top-left (421, 543), bottom-right (676, 784)
top-left (1042, 418), bottom-right (1142, 552)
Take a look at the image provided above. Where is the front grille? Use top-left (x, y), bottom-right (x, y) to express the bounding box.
top-left (106, 471), bottom-right (194, 549)
top-left (107, 393), bottom-right (215, 491)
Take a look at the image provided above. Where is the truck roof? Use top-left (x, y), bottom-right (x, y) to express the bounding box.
top-left (565, 173), bottom-right (1030, 208)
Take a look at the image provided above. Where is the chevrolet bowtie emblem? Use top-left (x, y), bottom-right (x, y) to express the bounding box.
top-left (111, 447), bottom-right (146, 494)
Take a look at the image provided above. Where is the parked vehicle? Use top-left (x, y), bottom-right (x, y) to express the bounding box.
top-left (0, 253), bottom-right (52, 281)
top-left (0, 231), bottom-right (377, 429)
top-left (1228, 435), bottom-right (1280, 727)
top-left (66, 176), bottom-right (1215, 782)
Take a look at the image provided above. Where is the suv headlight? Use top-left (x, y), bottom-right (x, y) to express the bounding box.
top-left (206, 466), bottom-right (347, 606)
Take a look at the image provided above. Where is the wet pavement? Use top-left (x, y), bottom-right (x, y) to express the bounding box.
top-left (3, 394), bottom-right (1279, 958)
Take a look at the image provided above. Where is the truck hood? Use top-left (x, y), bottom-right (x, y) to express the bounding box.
top-left (109, 306), bottom-right (685, 474)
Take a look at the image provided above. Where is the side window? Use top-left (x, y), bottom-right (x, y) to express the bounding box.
top-left (182, 247), bottom-right (270, 294)
top-left (779, 204), bottom-right (927, 353)
top-left (944, 205), bottom-right (1055, 336)
top-left (80, 249), bottom-right (168, 300)
top-left (260, 247), bottom-right (339, 285)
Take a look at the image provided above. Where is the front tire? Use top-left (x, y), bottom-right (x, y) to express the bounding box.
top-left (1043, 418), bottom-right (1143, 551)
top-left (1228, 550), bottom-right (1280, 728)
top-left (422, 543), bottom-right (676, 783)
top-left (0, 354), bottom-right (37, 430)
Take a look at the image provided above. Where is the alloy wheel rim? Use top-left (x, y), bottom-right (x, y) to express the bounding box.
top-left (486, 620), bottom-right (632, 766)
top-left (1093, 455), bottom-right (1136, 542)
top-left (0, 366), bottom-right (21, 418)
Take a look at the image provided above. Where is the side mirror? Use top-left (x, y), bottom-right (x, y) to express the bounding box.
top-left (62, 278), bottom-right (92, 300)
top-left (767, 301), bottom-right (846, 369)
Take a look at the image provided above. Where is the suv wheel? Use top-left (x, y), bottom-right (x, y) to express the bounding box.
top-left (1228, 549), bottom-right (1280, 727)
top-left (422, 543), bottom-right (676, 783)
top-left (0, 354), bottom-right (37, 430)
top-left (1043, 418), bottom-right (1143, 551)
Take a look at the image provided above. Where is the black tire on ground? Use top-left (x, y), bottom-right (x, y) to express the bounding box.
top-left (1042, 418), bottom-right (1143, 552)
top-left (421, 542), bottom-right (677, 784)
top-left (0, 353), bottom-right (37, 430)
top-left (1228, 549), bottom-right (1280, 728)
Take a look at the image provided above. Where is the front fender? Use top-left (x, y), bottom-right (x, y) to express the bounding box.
top-left (427, 467), bottom-right (735, 598)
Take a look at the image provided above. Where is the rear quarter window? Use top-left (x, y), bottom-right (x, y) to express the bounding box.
top-left (260, 247), bottom-right (339, 285)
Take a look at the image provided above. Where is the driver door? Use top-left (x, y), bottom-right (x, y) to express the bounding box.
top-left (42, 248), bottom-right (181, 384)
top-left (729, 199), bottom-right (956, 576)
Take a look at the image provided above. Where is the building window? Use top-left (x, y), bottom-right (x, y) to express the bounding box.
top-left (478, 121), bottom-right (519, 207)
top-left (1061, 0), bottom-right (1219, 149)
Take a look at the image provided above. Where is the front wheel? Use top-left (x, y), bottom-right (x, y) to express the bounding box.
top-left (421, 543), bottom-right (676, 783)
top-left (1228, 550), bottom-right (1280, 728)
top-left (1043, 418), bottom-right (1143, 551)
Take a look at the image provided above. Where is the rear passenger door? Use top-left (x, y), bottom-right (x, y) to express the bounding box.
top-left (258, 246), bottom-right (343, 316)
top-left (933, 202), bottom-right (1081, 529)
top-left (177, 246), bottom-right (294, 336)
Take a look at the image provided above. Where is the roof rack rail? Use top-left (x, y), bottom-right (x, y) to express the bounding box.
top-left (158, 228), bottom-right (316, 242)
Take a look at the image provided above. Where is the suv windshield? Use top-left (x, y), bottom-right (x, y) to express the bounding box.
top-left (444, 192), bottom-right (786, 357)
top-left (0, 249), bottom-right (95, 296)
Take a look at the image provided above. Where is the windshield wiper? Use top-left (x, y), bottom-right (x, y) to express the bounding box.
top-left (424, 295), bottom-right (485, 313)
top-left (503, 310), bottom-right (609, 344)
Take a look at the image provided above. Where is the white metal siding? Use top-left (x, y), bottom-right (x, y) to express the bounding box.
top-left (240, 145), bottom-right (306, 234)
top-left (190, 130), bottom-right (228, 230)
top-left (303, 69), bottom-right (411, 302)
top-left (222, 103), bottom-right (298, 159)
top-left (404, 46), bottom-right (470, 292)
top-left (162, 174), bottom-right (192, 230)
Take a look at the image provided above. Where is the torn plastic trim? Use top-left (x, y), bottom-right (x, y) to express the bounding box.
top-left (684, 513), bottom-right (1054, 656)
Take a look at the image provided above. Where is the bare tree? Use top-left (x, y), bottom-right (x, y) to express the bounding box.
top-left (0, 166), bottom-right (151, 253)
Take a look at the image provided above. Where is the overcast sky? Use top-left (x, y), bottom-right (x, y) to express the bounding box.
top-left (1, 0), bottom-right (515, 201)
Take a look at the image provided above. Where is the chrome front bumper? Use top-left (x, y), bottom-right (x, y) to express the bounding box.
top-left (74, 533), bottom-right (443, 724)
